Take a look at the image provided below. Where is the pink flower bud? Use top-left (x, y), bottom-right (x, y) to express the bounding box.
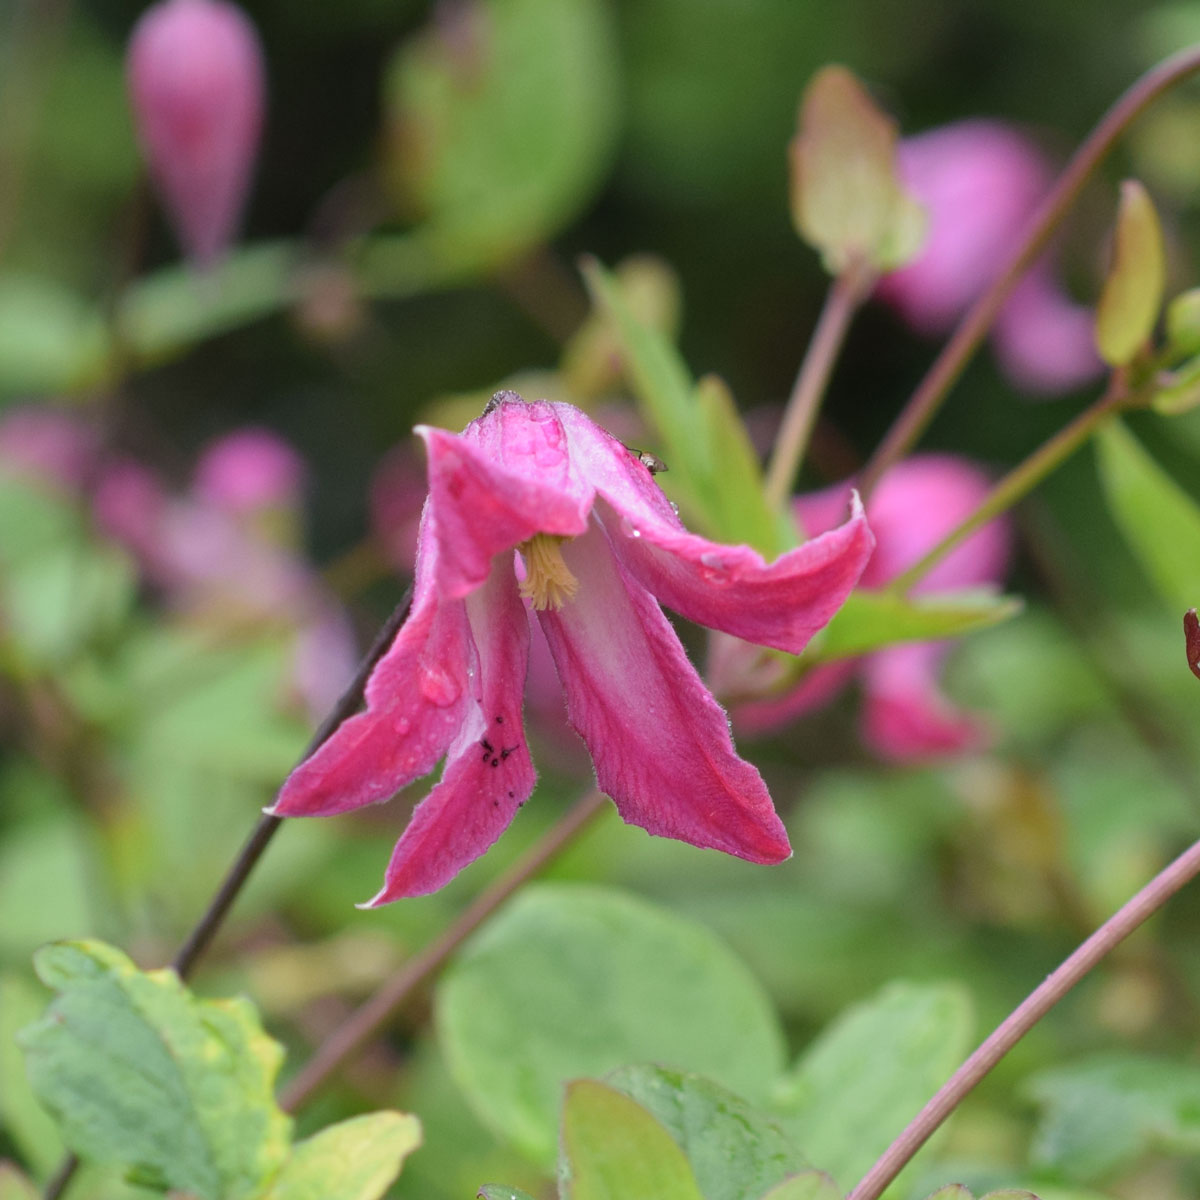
top-left (126, 0), bottom-right (265, 266)
top-left (194, 428), bottom-right (305, 514)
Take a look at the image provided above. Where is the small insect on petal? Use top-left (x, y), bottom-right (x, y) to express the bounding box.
top-left (628, 447), bottom-right (668, 475)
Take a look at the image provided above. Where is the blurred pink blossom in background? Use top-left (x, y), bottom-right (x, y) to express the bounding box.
top-left (877, 119), bottom-right (1101, 396)
top-left (730, 454), bottom-right (1011, 761)
top-left (194, 427), bottom-right (306, 514)
top-left (0, 409), bottom-right (355, 720)
top-left (126, 0), bottom-right (266, 266)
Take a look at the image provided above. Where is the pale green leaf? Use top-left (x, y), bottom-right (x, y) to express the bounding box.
top-left (606, 1065), bottom-right (806, 1200)
top-left (437, 884), bottom-right (785, 1167)
top-left (1095, 419), bottom-right (1200, 614)
top-left (19, 940), bottom-right (291, 1200)
top-left (559, 1080), bottom-right (704, 1200)
top-left (788, 67), bottom-right (925, 275)
top-left (383, 0), bottom-right (619, 273)
top-left (815, 588), bottom-right (1022, 661)
top-left (262, 1113), bottom-right (422, 1200)
top-left (777, 981), bottom-right (974, 1191)
top-left (756, 1169), bottom-right (842, 1200)
top-left (1095, 180), bottom-right (1165, 367)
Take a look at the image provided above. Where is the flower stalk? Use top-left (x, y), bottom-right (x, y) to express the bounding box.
top-left (847, 824), bottom-right (1200, 1200)
top-left (887, 379), bottom-right (1132, 595)
top-left (763, 259), bottom-right (873, 511)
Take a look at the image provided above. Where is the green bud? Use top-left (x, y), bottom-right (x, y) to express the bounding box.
top-left (788, 66), bottom-right (926, 277)
top-left (1095, 179), bottom-right (1166, 367)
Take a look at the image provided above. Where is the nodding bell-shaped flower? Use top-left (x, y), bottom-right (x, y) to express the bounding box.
top-left (126, 0), bottom-right (265, 266)
top-left (270, 392), bottom-right (874, 904)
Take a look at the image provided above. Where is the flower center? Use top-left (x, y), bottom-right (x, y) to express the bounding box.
top-left (518, 533), bottom-right (579, 610)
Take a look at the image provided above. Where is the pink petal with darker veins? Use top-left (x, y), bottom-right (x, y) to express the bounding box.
top-left (536, 520), bottom-right (791, 865)
top-left (270, 514), bottom-right (473, 817)
top-left (555, 403), bottom-right (874, 654)
top-left (418, 404), bottom-right (591, 599)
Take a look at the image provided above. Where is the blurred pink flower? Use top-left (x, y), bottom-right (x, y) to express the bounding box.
top-left (272, 392), bottom-right (875, 903)
top-left (0, 407), bottom-right (99, 491)
top-left (731, 454), bottom-right (1011, 761)
top-left (877, 119), bottom-right (1101, 396)
top-left (194, 428), bottom-right (305, 514)
top-left (369, 442), bottom-right (428, 573)
top-left (126, 0), bottom-right (265, 266)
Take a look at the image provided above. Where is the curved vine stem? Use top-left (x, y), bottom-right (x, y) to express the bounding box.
top-left (859, 42), bottom-right (1200, 498)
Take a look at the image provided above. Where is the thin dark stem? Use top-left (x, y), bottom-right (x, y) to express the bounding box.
top-left (173, 589), bottom-right (412, 978)
top-left (887, 383), bottom-right (1128, 595)
top-left (859, 43), bottom-right (1200, 498)
top-left (44, 589), bottom-right (412, 1200)
top-left (847, 831), bottom-right (1200, 1200)
top-left (279, 788), bottom-right (608, 1112)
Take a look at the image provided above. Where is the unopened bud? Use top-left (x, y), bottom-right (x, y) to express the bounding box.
top-left (126, 0), bottom-right (265, 267)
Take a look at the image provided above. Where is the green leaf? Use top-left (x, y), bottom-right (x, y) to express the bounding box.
top-left (383, 0), bottom-right (619, 273)
top-left (776, 981), bottom-right (974, 1191)
top-left (1165, 287), bottom-right (1200, 358)
top-left (559, 1080), bottom-right (704, 1200)
top-left (922, 1188), bottom-right (975, 1200)
top-left (1095, 419), bottom-right (1200, 614)
top-left (117, 243), bottom-right (297, 364)
top-left (605, 1065), bottom-right (805, 1200)
top-left (1, 541), bottom-right (135, 667)
top-left (437, 883), bottom-right (786, 1167)
top-left (0, 274), bottom-right (111, 397)
top-left (1151, 352), bottom-right (1200, 415)
top-left (0, 973), bottom-right (63, 1177)
top-left (582, 259), bottom-right (792, 555)
top-left (1094, 180), bottom-right (1165, 367)
top-left (694, 374), bottom-right (797, 554)
top-left (788, 66), bottom-right (925, 275)
top-left (18, 940), bottom-right (291, 1200)
top-left (262, 1113), bottom-right (422, 1200)
top-left (756, 1169), bottom-right (842, 1200)
top-left (815, 588), bottom-right (1023, 661)
top-left (1026, 1054), bottom-right (1200, 1182)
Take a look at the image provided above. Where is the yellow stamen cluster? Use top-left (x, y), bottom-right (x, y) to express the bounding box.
top-left (518, 533), bottom-right (579, 610)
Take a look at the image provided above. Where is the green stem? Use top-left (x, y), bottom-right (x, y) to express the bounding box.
top-left (847, 827), bottom-right (1200, 1200)
top-left (888, 382), bottom-right (1129, 595)
top-left (278, 788), bottom-right (608, 1112)
top-left (763, 261), bottom-right (871, 511)
top-left (859, 42), bottom-right (1200, 498)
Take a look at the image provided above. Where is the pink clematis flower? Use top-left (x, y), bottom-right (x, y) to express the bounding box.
top-left (271, 392), bottom-right (874, 904)
top-left (731, 454), bottom-right (1010, 761)
top-left (876, 120), bottom-right (1101, 396)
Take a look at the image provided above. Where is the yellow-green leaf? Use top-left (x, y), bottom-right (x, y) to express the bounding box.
top-left (1095, 180), bottom-right (1165, 367)
top-left (788, 66), bottom-right (925, 276)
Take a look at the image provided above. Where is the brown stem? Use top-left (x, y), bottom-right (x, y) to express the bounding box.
top-left (44, 590), bottom-right (412, 1200)
top-left (763, 261), bottom-right (872, 511)
top-left (279, 788), bottom-right (608, 1112)
top-left (859, 43), bottom-right (1200, 498)
top-left (846, 830), bottom-right (1200, 1200)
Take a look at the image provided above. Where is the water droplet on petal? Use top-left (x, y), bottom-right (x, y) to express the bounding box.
top-left (699, 551), bottom-right (731, 586)
top-left (393, 715), bottom-right (411, 736)
top-left (618, 516), bottom-right (642, 539)
top-left (420, 666), bottom-right (461, 707)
